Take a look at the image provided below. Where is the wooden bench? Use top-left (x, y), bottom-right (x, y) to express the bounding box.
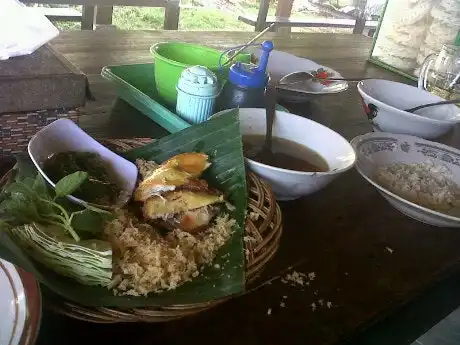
top-left (239, 15), bottom-right (378, 29)
top-left (238, 14), bottom-right (378, 35)
top-left (23, 0), bottom-right (180, 30)
top-left (242, 0), bottom-right (375, 35)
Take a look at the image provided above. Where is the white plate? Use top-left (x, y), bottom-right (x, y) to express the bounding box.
top-left (248, 47), bottom-right (348, 94)
top-left (351, 132), bottom-right (460, 227)
top-left (0, 259), bottom-right (41, 345)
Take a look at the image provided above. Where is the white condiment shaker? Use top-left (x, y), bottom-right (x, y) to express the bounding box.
top-left (176, 65), bottom-right (220, 124)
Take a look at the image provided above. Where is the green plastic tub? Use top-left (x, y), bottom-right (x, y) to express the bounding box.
top-left (150, 42), bottom-right (251, 106)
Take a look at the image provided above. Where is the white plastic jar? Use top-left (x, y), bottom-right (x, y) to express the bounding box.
top-left (176, 65), bottom-right (220, 124)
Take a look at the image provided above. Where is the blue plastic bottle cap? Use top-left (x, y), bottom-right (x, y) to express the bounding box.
top-left (228, 40), bottom-right (274, 88)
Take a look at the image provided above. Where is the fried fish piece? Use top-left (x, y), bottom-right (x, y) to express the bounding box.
top-left (134, 166), bottom-right (193, 202)
top-left (163, 152), bottom-right (211, 177)
top-left (134, 153), bottom-right (212, 202)
top-left (143, 190), bottom-right (224, 220)
top-left (157, 206), bottom-right (219, 233)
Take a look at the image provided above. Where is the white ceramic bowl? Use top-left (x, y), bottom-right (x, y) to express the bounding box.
top-left (214, 108), bottom-right (356, 201)
top-left (357, 79), bottom-right (460, 139)
top-left (28, 119), bottom-right (138, 209)
top-left (351, 132), bottom-right (460, 227)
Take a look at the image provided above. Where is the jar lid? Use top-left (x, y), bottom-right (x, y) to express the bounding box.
top-left (177, 65), bottom-right (220, 97)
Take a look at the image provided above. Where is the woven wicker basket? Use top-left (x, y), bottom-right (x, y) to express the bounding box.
top-left (1, 138), bottom-right (282, 323)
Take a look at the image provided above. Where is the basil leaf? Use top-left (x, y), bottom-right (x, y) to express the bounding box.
top-left (0, 199), bottom-right (31, 224)
top-left (13, 154), bottom-right (37, 182)
top-left (0, 220), bottom-right (11, 231)
top-left (6, 181), bottom-right (44, 208)
top-left (5, 182), bottom-right (31, 196)
top-left (23, 177), bottom-right (36, 188)
top-left (33, 174), bottom-right (50, 199)
top-left (54, 171), bottom-right (88, 198)
top-left (10, 191), bottom-right (44, 222)
top-left (70, 209), bottom-right (113, 234)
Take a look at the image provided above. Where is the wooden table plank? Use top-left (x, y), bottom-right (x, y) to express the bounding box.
top-left (32, 31), bottom-right (460, 345)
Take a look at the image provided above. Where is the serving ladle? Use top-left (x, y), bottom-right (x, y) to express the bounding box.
top-left (251, 83), bottom-right (277, 164)
top-left (404, 98), bottom-right (460, 113)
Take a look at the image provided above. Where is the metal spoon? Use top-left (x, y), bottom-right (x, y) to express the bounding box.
top-left (253, 83), bottom-right (277, 163)
top-left (404, 98), bottom-right (460, 113)
top-left (279, 71), bottom-right (370, 85)
top-left (223, 23), bottom-right (275, 67)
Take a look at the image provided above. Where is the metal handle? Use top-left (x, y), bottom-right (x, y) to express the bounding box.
top-left (280, 77), bottom-right (369, 85)
top-left (404, 98), bottom-right (460, 113)
top-left (264, 83), bottom-right (277, 152)
top-left (418, 53), bottom-right (437, 90)
top-left (222, 23), bottom-right (276, 67)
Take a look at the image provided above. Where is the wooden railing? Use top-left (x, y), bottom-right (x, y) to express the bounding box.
top-left (241, 0), bottom-right (375, 35)
top-left (22, 0), bottom-right (180, 30)
top-left (238, 15), bottom-right (378, 35)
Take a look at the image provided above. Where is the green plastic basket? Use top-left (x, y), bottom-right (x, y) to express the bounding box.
top-left (102, 63), bottom-right (190, 133)
top-left (101, 62), bottom-right (289, 134)
top-left (150, 42), bottom-right (251, 106)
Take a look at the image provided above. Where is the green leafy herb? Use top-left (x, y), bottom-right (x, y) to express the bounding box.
top-left (54, 171), bottom-right (89, 198)
top-left (13, 154), bottom-right (38, 182)
top-left (0, 167), bottom-right (112, 242)
top-left (70, 209), bottom-right (112, 234)
top-left (33, 174), bottom-right (49, 198)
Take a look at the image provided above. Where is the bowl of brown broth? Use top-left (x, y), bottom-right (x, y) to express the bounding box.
top-left (212, 108), bottom-right (356, 200)
top-left (243, 135), bottom-right (329, 173)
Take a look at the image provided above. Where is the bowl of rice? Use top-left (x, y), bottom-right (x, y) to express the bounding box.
top-left (351, 132), bottom-right (460, 227)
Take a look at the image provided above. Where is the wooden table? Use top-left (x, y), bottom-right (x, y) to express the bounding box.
top-left (24, 31), bottom-right (460, 345)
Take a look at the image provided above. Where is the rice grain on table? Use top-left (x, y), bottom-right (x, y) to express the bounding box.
top-left (105, 209), bottom-right (235, 296)
top-left (374, 160), bottom-right (460, 216)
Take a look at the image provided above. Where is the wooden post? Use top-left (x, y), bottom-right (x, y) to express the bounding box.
top-left (275, 0), bottom-right (294, 17)
top-left (96, 5), bottom-right (113, 25)
top-left (255, 0), bottom-right (270, 32)
top-left (275, 0), bottom-right (294, 33)
top-left (164, 0), bottom-right (180, 30)
top-left (352, 0), bottom-right (367, 34)
top-left (81, 5), bottom-right (97, 30)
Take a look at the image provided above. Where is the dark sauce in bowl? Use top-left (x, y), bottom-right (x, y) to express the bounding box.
top-left (243, 135), bottom-right (329, 172)
top-left (43, 151), bottom-right (121, 206)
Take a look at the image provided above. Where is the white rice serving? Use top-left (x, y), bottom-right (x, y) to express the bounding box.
top-left (374, 160), bottom-right (460, 216)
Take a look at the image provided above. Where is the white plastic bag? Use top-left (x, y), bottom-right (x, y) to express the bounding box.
top-left (0, 0), bottom-right (59, 60)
